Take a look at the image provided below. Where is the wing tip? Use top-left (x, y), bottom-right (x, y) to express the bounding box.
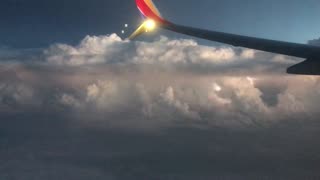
top-left (287, 57), bottom-right (320, 75)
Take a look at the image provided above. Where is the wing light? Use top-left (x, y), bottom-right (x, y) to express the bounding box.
top-left (145, 19), bottom-right (156, 32)
top-left (129, 19), bottom-right (157, 40)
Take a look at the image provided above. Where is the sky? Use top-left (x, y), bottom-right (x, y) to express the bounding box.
top-left (0, 0), bottom-right (319, 47)
top-left (1, 0), bottom-right (320, 179)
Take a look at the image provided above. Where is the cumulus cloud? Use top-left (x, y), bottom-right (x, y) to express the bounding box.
top-left (159, 86), bottom-right (200, 120)
top-left (1, 34), bottom-right (320, 179)
top-left (41, 34), bottom-right (300, 75)
top-left (0, 33), bottom-right (318, 129)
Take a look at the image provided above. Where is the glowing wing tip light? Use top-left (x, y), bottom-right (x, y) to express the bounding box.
top-left (128, 19), bottom-right (157, 40)
top-left (144, 19), bottom-right (156, 32)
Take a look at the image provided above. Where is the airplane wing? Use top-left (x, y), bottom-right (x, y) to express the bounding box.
top-left (161, 23), bottom-right (320, 75)
top-left (130, 0), bottom-right (320, 75)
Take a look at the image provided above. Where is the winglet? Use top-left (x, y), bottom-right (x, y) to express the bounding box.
top-left (135, 0), bottom-right (168, 24)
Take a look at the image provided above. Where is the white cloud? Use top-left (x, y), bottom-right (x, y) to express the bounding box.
top-left (0, 34), bottom-right (319, 129)
top-left (43, 34), bottom-right (298, 76)
top-left (44, 34), bottom-right (125, 65)
top-left (160, 86), bottom-right (200, 120)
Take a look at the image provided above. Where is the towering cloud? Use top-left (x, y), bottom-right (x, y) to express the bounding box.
top-left (1, 34), bottom-right (320, 179)
top-left (0, 33), bottom-right (317, 129)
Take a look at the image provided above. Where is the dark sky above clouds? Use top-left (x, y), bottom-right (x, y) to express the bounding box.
top-left (1, 0), bottom-right (320, 179)
top-left (0, 0), bottom-right (319, 47)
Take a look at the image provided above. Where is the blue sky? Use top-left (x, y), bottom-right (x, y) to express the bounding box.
top-left (0, 0), bottom-right (319, 47)
top-left (158, 0), bottom-right (320, 43)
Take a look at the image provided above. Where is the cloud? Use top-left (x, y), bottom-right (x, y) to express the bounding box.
top-left (159, 86), bottom-right (200, 120)
top-left (308, 37), bottom-right (320, 46)
top-left (1, 34), bottom-right (320, 179)
top-left (42, 34), bottom-right (300, 75)
top-left (0, 33), bottom-right (318, 129)
top-left (0, 83), bottom-right (35, 109)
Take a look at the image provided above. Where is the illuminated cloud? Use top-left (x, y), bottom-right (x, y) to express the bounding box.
top-left (43, 34), bottom-right (299, 75)
top-left (0, 33), bottom-right (318, 129)
top-left (1, 34), bottom-right (320, 179)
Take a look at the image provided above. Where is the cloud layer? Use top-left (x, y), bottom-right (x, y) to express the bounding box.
top-left (0, 34), bottom-right (317, 128)
top-left (42, 34), bottom-right (299, 74)
top-left (1, 34), bottom-right (320, 179)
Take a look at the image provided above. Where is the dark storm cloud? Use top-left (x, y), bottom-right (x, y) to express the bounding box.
top-left (1, 34), bottom-right (320, 179)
